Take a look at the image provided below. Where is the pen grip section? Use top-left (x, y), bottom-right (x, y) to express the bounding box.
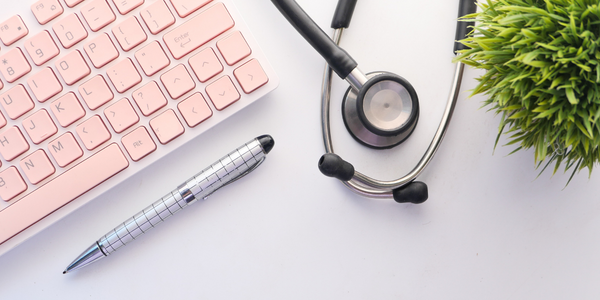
top-left (99, 191), bottom-right (190, 255)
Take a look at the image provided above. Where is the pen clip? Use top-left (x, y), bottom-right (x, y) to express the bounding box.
top-left (202, 157), bottom-right (267, 200)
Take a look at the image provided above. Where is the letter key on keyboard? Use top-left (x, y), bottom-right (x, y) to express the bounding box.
top-left (0, 0), bottom-right (279, 255)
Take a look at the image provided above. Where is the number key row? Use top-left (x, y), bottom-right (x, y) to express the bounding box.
top-left (4, 0), bottom-right (206, 56)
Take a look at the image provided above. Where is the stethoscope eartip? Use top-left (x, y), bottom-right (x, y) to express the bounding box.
top-left (393, 181), bottom-right (428, 204)
top-left (318, 153), bottom-right (355, 181)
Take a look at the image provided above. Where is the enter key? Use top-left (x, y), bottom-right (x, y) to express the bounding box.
top-left (162, 3), bottom-right (234, 60)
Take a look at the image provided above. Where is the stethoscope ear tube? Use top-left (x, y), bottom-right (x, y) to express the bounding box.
top-left (454, 0), bottom-right (478, 53)
top-left (271, 0), bottom-right (358, 78)
top-left (330, 0), bottom-right (358, 29)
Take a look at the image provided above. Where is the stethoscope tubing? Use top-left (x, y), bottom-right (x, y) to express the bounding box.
top-left (321, 29), bottom-right (467, 198)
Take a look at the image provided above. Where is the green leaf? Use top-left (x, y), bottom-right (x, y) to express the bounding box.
top-left (593, 106), bottom-right (600, 122)
top-left (565, 88), bottom-right (579, 104)
top-left (576, 120), bottom-right (592, 139)
top-left (509, 110), bottom-right (528, 119)
top-left (523, 60), bottom-right (552, 68)
top-left (497, 6), bottom-right (550, 17)
top-left (534, 105), bottom-right (563, 119)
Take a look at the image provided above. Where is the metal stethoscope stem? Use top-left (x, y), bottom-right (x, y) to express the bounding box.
top-left (321, 28), bottom-right (466, 199)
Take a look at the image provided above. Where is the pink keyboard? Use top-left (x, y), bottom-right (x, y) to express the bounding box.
top-left (0, 0), bottom-right (278, 255)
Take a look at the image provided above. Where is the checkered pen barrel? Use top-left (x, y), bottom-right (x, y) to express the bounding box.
top-left (97, 137), bottom-right (268, 256)
top-left (63, 135), bottom-right (273, 273)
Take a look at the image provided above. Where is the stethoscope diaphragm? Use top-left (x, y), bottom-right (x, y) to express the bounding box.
top-left (342, 72), bottom-right (419, 149)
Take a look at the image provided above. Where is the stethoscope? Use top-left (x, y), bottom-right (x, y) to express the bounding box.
top-left (272, 0), bottom-right (477, 204)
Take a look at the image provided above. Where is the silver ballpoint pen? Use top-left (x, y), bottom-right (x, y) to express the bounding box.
top-left (63, 135), bottom-right (275, 274)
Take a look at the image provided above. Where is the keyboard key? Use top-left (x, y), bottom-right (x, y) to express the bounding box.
top-left (112, 16), bottom-right (147, 51)
top-left (217, 31), bottom-right (251, 66)
top-left (163, 3), bottom-right (234, 59)
top-left (0, 167), bottom-right (27, 201)
top-left (0, 143), bottom-right (129, 243)
top-left (132, 81), bottom-right (167, 116)
top-left (113, 0), bottom-right (144, 15)
top-left (0, 15), bottom-right (28, 46)
top-left (0, 126), bottom-right (29, 161)
top-left (24, 30), bottom-right (60, 66)
top-left (205, 75), bottom-right (239, 110)
top-left (140, 0), bottom-right (174, 35)
top-left (27, 67), bottom-right (62, 102)
top-left (19, 149), bottom-right (55, 185)
top-left (121, 126), bottom-right (156, 161)
top-left (0, 48), bottom-right (32, 83)
top-left (0, 111), bottom-right (6, 129)
top-left (177, 92), bottom-right (212, 127)
top-left (81, 0), bottom-right (116, 32)
top-left (104, 97), bottom-right (139, 133)
top-left (55, 50), bottom-right (91, 85)
top-left (169, 0), bottom-right (212, 18)
top-left (76, 115), bottom-right (112, 150)
top-left (78, 75), bottom-right (114, 110)
top-left (53, 13), bottom-right (88, 48)
top-left (189, 47), bottom-right (222, 82)
top-left (0, 84), bottom-right (35, 120)
top-left (234, 59), bottom-right (269, 94)
top-left (48, 132), bottom-right (83, 167)
top-left (22, 109), bottom-right (58, 144)
top-left (135, 41), bottom-right (169, 76)
top-left (149, 109), bottom-right (184, 144)
top-left (65, 0), bottom-right (84, 8)
top-left (31, 0), bottom-right (64, 25)
top-left (83, 33), bottom-right (119, 68)
top-left (107, 58), bottom-right (142, 93)
top-left (160, 64), bottom-right (195, 99)
top-left (50, 92), bottom-right (85, 127)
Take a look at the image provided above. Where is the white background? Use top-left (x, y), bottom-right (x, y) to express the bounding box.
top-left (2, 0), bottom-right (600, 299)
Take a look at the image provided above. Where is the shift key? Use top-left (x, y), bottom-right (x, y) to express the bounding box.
top-left (163, 2), bottom-right (234, 60)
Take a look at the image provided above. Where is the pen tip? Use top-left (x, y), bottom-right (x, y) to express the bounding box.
top-left (257, 135), bottom-right (274, 154)
top-left (63, 271), bottom-right (67, 274)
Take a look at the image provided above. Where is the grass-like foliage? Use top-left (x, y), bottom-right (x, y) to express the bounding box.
top-left (455, 0), bottom-right (600, 184)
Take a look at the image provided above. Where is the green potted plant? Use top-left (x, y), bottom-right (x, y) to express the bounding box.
top-left (455, 0), bottom-right (600, 184)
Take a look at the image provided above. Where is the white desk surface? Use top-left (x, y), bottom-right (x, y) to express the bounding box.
top-left (2, 0), bottom-right (600, 299)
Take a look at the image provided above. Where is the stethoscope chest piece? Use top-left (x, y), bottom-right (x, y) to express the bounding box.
top-left (342, 72), bottom-right (419, 149)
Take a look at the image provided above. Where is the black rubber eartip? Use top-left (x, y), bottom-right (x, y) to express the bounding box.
top-left (318, 153), bottom-right (355, 181)
top-left (392, 181), bottom-right (428, 204)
